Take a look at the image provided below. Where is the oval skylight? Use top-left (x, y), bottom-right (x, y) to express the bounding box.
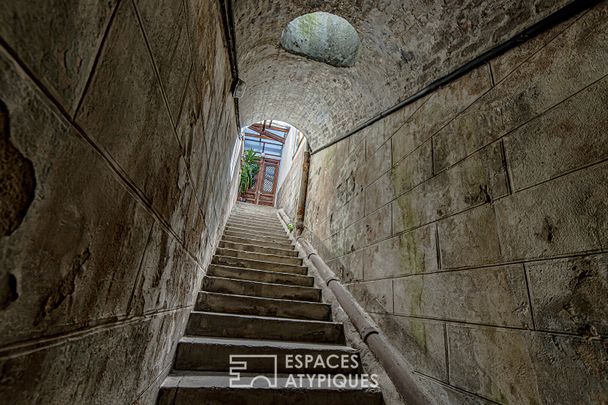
top-left (280, 12), bottom-right (360, 67)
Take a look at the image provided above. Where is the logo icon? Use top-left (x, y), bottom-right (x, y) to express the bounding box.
top-left (229, 355), bottom-right (279, 388)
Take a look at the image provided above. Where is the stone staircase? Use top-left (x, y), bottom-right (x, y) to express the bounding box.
top-left (157, 203), bottom-right (382, 404)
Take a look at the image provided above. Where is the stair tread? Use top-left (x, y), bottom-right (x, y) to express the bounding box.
top-left (219, 241), bottom-right (298, 256)
top-left (179, 336), bottom-right (355, 352)
top-left (210, 264), bottom-right (314, 285)
top-left (162, 371), bottom-right (381, 391)
top-left (214, 255), bottom-right (305, 269)
top-left (205, 276), bottom-right (319, 292)
top-left (196, 291), bottom-right (329, 320)
top-left (222, 235), bottom-right (293, 247)
top-left (191, 310), bottom-right (340, 325)
top-left (204, 275), bottom-right (320, 301)
top-left (199, 291), bottom-right (327, 306)
top-left (217, 247), bottom-right (301, 262)
top-left (208, 264), bottom-right (312, 281)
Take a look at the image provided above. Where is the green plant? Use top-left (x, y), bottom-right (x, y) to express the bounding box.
top-left (239, 149), bottom-right (260, 194)
top-left (287, 223), bottom-right (295, 233)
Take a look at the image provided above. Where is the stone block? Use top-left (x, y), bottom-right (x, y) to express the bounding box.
top-left (348, 125), bottom-right (367, 153)
top-left (328, 249), bottom-right (365, 283)
top-left (371, 314), bottom-right (447, 381)
top-left (0, 49), bottom-right (154, 345)
top-left (346, 279), bottom-right (393, 314)
top-left (527, 254), bottom-right (608, 335)
top-left (438, 204), bottom-right (502, 269)
top-left (415, 374), bottom-right (493, 405)
top-left (365, 120), bottom-right (386, 158)
top-left (490, 12), bottom-right (581, 84)
top-left (504, 75), bottom-right (608, 191)
top-left (359, 139), bottom-right (391, 188)
top-left (365, 171), bottom-right (394, 215)
top-left (130, 222), bottom-right (201, 315)
top-left (343, 192), bottom-right (366, 228)
top-left (343, 204), bottom-right (391, 253)
top-left (433, 5), bottom-right (608, 171)
top-left (325, 229), bottom-right (345, 260)
top-left (0, 0), bottom-right (118, 114)
top-left (393, 265), bottom-right (532, 327)
top-left (366, 140), bottom-right (432, 215)
top-left (393, 142), bottom-right (508, 234)
top-left (336, 146), bottom-right (366, 206)
top-left (448, 325), bottom-right (608, 404)
top-left (383, 95), bottom-right (430, 141)
top-left (390, 139), bottom-right (433, 196)
top-left (0, 309), bottom-right (189, 404)
top-left (363, 225), bottom-right (438, 280)
top-left (391, 65), bottom-right (492, 164)
top-left (135, 0), bottom-right (192, 124)
top-left (75, 0), bottom-right (184, 225)
top-left (494, 161), bottom-right (608, 261)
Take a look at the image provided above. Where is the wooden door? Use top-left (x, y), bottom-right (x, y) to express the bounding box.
top-left (243, 157), bottom-right (280, 206)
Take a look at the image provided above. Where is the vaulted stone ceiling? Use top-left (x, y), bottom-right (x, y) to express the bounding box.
top-left (234, 0), bottom-right (570, 149)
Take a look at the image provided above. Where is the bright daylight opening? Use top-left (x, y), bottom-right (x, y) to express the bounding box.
top-left (280, 11), bottom-right (360, 67)
top-left (237, 120), bottom-right (306, 207)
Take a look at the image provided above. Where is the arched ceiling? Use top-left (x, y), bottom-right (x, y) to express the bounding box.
top-left (234, 0), bottom-right (570, 150)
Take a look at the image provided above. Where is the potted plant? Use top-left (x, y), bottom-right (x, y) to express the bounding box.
top-left (239, 149), bottom-right (260, 200)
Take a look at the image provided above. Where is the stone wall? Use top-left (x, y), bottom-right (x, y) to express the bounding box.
top-left (303, 4), bottom-right (608, 403)
top-left (0, 1), bottom-right (239, 403)
top-left (276, 139), bottom-right (307, 220)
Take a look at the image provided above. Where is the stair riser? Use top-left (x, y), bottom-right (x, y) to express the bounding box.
top-left (186, 313), bottom-right (344, 343)
top-left (158, 387), bottom-right (382, 405)
top-left (212, 256), bottom-right (307, 275)
top-left (196, 292), bottom-right (330, 320)
top-left (223, 230), bottom-right (291, 244)
top-left (222, 235), bottom-right (293, 249)
top-left (207, 265), bottom-right (314, 287)
top-left (219, 241), bottom-right (298, 257)
top-left (174, 342), bottom-right (360, 374)
top-left (225, 226), bottom-right (287, 239)
top-left (231, 215), bottom-right (279, 223)
top-left (216, 248), bottom-right (302, 266)
top-left (203, 277), bottom-right (321, 302)
top-left (227, 220), bottom-right (285, 230)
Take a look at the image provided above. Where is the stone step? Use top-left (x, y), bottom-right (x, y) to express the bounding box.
top-left (225, 225), bottom-right (287, 239)
top-left (219, 240), bottom-right (298, 257)
top-left (223, 230), bottom-right (291, 244)
top-left (222, 234), bottom-right (293, 249)
top-left (203, 276), bottom-right (321, 302)
top-left (212, 255), bottom-right (308, 275)
top-left (158, 373), bottom-right (383, 405)
top-left (231, 205), bottom-right (277, 218)
top-left (207, 265), bottom-right (314, 287)
top-left (186, 312), bottom-right (344, 343)
top-left (173, 336), bottom-right (359, 373)
top-left (216, 247), bottom-right (302, 266)
top-left (227, 225), bottom-right (286, 236)
top-left (231, 213), bottom-right (279, 221)
top-left (195, 291), bottom-right (330, 320)
top-left (227, 219), bottom-right (285, 230)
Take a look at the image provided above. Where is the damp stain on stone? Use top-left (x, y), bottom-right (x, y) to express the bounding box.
top-left (538, 216), bottom-right (557, 243)
top-left (0, 100), bottom-right (36, 237)
top-left (35, 247), bottom-right (91, 324)
top-left (410, 319), bottom-right (428, 352)
top-left (464, 184), bottom-right (492, 205)
top-left (0, 273), bottom-right (19, 310)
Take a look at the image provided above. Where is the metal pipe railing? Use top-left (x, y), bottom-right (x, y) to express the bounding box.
top-left (277, 209), bottom-right (429, 405)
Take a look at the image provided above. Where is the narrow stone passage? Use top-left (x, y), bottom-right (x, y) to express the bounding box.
top-left (158, 203), bottom-right (382, 404)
